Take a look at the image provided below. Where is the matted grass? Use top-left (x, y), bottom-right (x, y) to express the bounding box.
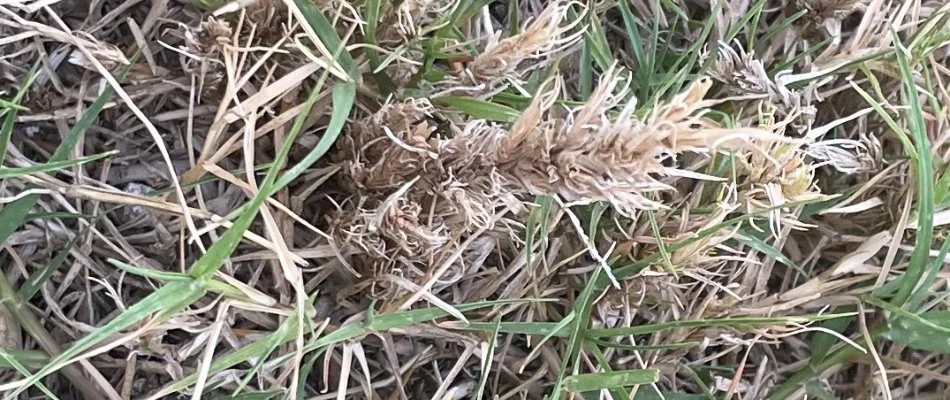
top-left (0, 0), bottom-right (949, 399)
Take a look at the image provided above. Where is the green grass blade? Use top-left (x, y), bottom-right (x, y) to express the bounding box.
top-left (769, 342), bottom-right (861, 399)
top-left (588, 314), bottom-right (850, 337)
top-left (505, 0), bottom-right (519, 36)
top-left (0, 58), bottom-right (139, 398)
top-left (882, 310), bottom-right (950, 353)
top-left (0, 348), bottom-right (58, 399)
top-left (618, 1), bottom-right (650, 70)
top-left (293, 296), bottom-right (327, 400)
top-left (436, 96), bottom-right (521, 122)
top-left (186, 199), bottom-right (267, 279)
top-left (645, 0), bottom-right (661, 95)
top-left (630, 393), bottom-right (709, 400)
top-left (0, 99), bottom-right (28, 113)
top-left (891, 33), bottom-right (934, 306)
top-left (108, 259), bottom-right (193, 282)
top-left (520, 312), bottom-right (575, 367)
top-left (617, 0), bottom-right (647, 95)
top-left (294, 342), bottom-right (325, 399)
top-left (7, 281), bottom-right (206, 397)
top-left (745, 0), bottom-right (764, 48)
top-left (758, 9), bottom-right (806, 51)
top-left (804, 381), bottom-right (838, 400)
top-left (183, 0), bottom-right (226, 10)
top-left (590, 339), bottom-right (698, 352)
top-left (579, 40), bottom-right (594, 98)
top-left (212, 390), bottom-right (285, 400)
top-left (908, 232), bottom-right (950, 310)
top-left (17, 228), bottom-right (87, 301)
top-left (855, 65), bottom-right (917, 160)
top-left (0, 349), bottom-right (48, 369)
top-left (188, 82), bottom-right (341, 280)
top-left (473, 317), bottom-right (501, 400)
top-left (0, 55), bottom-right (137, 255)
top-left (491, 93), bottom-right (585, 109)
top-left (564, 369), bottom-right (660, 393)
top-left (650, 0), bottom-right (722, 101)
top-left (611, 198), bottom-right (824, 279)
top-left (724, 0), bottom-right (766, 43)
top-left (233, 314), bottom-right (305, 396)
top-left (447, 0), bottom-right (495, 33)
top-left (54, 55), bottom-right (140, 162)
top-left (583, 343), bottom-right (632, 400)
top-left (523, 195), bottom-right (553, 273)
top-left (291, 0), bottom-right (358, 79)
top-left (587, 202), bottom-right (608, 243)
top-left (271, 82), bottom-right (355, 193)
top-left (646, 210), bottom-right (673, 273)
top-left (214, 67), bottom-right (335, 224)
top-left (934, 166), bottom-right (950, 205)
top-left (549, 267), bottom-right (604, 400)
top-left (147, 322), bottom-right (298, 399)
top-left (808, 309), bottom-right (853, 368)
top-left (449, 321), bottom-right (565, 336)
top-left (0, 63), bottom-right (40, 164)
top-left (148, 300), bottom-right (528, 398)
top-left (733, 231), bottom-right (807, 279)
top-left (453, 313), bottom-right (852, 337)
top-left (582, 13), bottom-right (613, 70)
top-left (362, 0), bottom-right (396, 94)
top-left (0, 150), bottom-right (117, 178)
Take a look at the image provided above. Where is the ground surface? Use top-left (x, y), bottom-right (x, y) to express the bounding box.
top-left (1, 0), bottom-right (949, 399)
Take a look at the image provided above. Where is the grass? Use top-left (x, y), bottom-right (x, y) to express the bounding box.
top-left (0, 0), bottom-right (949, 399)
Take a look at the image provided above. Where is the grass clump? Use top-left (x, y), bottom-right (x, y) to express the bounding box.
top-left (0, 0), bottom-right (949, 399)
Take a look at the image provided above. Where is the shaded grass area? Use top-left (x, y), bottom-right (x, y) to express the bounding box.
top-left (0, 0), bottom-right (949, 399)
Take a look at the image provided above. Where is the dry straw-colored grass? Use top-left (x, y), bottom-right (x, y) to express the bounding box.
top-left (0, 0), bottom-right (949, 399)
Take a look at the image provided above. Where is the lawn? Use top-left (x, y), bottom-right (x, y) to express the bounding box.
top-left (0, 0), bottom-right (949, 398)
